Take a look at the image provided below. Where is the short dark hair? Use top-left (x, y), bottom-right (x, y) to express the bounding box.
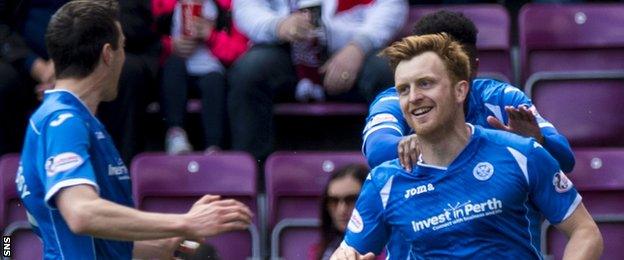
top-left (412, 10), bottom-right (478, 73)
top-left (46, 0), bottom-right (120, 79)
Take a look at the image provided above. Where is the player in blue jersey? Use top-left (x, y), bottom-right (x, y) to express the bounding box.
top-left (331, 34), bottom-right (602, 259)
top-left (362, 11), bottom-right (575, 173)
top-left (16, 1), bottom-right (252, 259)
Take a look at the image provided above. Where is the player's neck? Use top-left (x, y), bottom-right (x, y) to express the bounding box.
top-left (55, 74), bottom-right (106, 115)
top-left (419, 120), bottom-right (472, 168)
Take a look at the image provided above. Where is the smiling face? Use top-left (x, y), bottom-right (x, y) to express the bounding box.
top-left (396, 51), bottom-right (468, 138)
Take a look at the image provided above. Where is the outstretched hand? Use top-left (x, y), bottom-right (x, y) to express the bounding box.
top-left (183, 195), bottom-right (253, 240)
top-left (487, 105), bottom-right (544, 144)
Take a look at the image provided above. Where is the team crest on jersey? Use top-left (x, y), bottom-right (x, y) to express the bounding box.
top-left (347, 209), bottom-right (364, 233)
top-left (45, 152), bottom-right (83, 177)
top-left (553, 171), bottom-right (573, 193)
top-left (473, 162), bottom-right (494, 181)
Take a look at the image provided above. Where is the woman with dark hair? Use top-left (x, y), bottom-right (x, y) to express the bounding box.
top-left (309, 164), bottom-right (369, 260)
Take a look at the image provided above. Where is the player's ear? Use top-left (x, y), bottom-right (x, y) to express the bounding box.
top-left (454, 80), bottom-right (469, 103)
top-left (101, 43), bottom-right (113, 66)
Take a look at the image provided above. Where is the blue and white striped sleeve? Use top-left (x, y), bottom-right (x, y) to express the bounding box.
top-left (362, 90), bottom-right (410, 168)
top-left (527, 142), bottom-right (581, 224)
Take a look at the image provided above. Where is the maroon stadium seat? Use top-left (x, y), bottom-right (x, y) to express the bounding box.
top-left (541, 148), bottom-right (624, 260)
top-left (1, 154), bottom-right (42, 260)
top-left (265, 151), bottom-right (367, 260)
top-left (400, 4), bottom-right (512, 83)
top-left (273, 102), bottom-right (367, 116)
top-left (131, 152), bottom-right (260, 260)
top-left (519, 4), bottom-right (624, 83)
top-left (525, 73), bottom-right (624, 147)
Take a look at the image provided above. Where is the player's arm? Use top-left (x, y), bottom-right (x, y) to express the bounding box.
top-left (526, 143), bottom-right (602, 259)
top-left (43, 113), bottom-right (251, 244)
top-left (336, 170), bottom-right (390, 257)
top-left (536, 125), bottom-right (575, 173)
top-left (56, 185), bottom-right (252, 241)
top-left (364, 128), bottom-right (403, 167)
top-left (362, 91), bottom-right (410, 168)
top-left (490, 88), bottom-right (575, 172)
top-left (555, 203), bottom-right (603, 260)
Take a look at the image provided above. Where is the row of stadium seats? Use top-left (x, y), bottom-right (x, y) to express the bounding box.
top-left (213, 3), bottom-right (623, 117)
top-left (2, 150), bottom-right (623, 259)
top-left (411, 3), bottom-right (624, 85)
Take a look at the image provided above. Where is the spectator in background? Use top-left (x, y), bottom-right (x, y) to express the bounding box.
top-left (161, 0), bottom-right (248, 154)
top-left (98, 0), bottom-right (162, 163)
top-left (229, 0), bottom-right (408, 160)
top-left (0, 0), bottom-right (159, 163)
top-left (309, 164), bottom-right (369, 260)
top-left (0, 0), bottom-right (59, 156)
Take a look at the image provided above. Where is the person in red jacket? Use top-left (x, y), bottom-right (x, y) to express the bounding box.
top-left (157, 0), bottom-right (248, 154)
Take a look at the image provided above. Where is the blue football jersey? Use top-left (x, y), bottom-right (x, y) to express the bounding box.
top-left (347, 125), bottom-right (581, 259)
top-left (362, 79), bottom-right (575, 172)
top-left (16, 89), bottom-right (134, 259)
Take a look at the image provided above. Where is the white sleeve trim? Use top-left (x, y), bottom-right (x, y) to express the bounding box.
top-left (377, 96), bottom-right (399, 103)
top-left (29, 120), bottom-right (41, 135)
top-left (538, 122), bottom-right (555, 128)
top-left (44, 178), bottom-right (100, 209)
top-left (363, 125), bottom-right (403, 145)
top-left (562, 193), bottom-right (583, 222)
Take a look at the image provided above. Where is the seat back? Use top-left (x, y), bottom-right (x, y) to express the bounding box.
top-left (1, 154), bottom-right (22, 229)
top-left (526, 74), bottom-right (624, 147)
top-left (131, 152), bottom-right (259, 260)
top-left (543, 148), bottom-right (624, 260)
top-left (400, 5), bottom-right (512, 82)
top-left (1, 154), bottom-right (42, 259)
top-left (519, 4), bottom-right (624, 82)
top-left (265, 151), bottom-right (367, 260)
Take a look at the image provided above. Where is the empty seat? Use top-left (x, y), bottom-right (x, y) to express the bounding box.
top-left (400, 4), bottom-right (512, 82)
top-left (1, 154), bottom-right (42, 260)
top-left (542, 148), bottom-right (624, 260)
top-left (525, 73), bottom-right (624, 147)
top-left (519, 3), bottom-right (624, 83)
top-left (130, 152), bottom-right (260, 260)
top-left (265, 151), bottom-right (367, 260)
